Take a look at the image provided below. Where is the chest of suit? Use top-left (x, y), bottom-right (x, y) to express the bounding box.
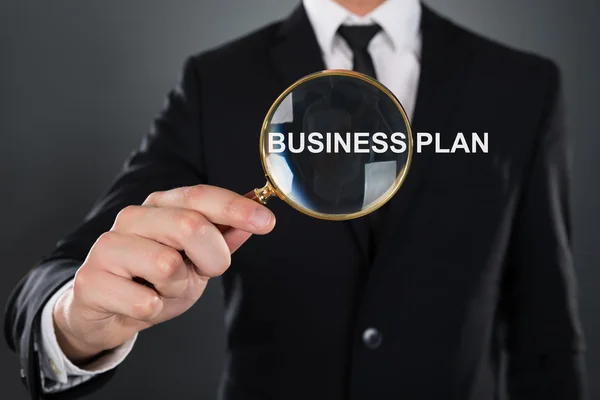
top-left (196, 61), bottom-right (528, 396)
top-left (187, 5), bottom-right (548, 397)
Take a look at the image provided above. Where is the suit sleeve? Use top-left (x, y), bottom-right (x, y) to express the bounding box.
top-left (503, 62), bottom-right (587, 399)
top-left (3, 55), bottom-right (207, 399)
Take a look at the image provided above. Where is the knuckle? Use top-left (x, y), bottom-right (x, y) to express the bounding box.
top-left (143, 191), bottom-right (162, 205)
top-left (176, 212), bottom-right (208, 239)
top-left (93, 231), bottom-right (118, 253)
top-left (132, 296), bottom-right (160, 320)
top-left (219, 251), bottom-right (232, 273)
top-left (207, 247), bottom-right (232, 277)
top-left (154, 248), bottom-right (183, 279)
top-left (72, 267), bottom-right (90, 299)
top-left (184, 185), bottom-right (207, 203)
top-left (114, 205), bottom-right (137, 227)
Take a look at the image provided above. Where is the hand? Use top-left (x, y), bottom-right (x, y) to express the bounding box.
top-left (52, 185), bottom-right (275, 363)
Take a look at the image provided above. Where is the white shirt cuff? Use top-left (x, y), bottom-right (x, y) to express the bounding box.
top-left (38, 278), bottom-right (137, 392)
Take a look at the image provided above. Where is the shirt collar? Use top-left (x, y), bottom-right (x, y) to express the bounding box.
top-left (303, 0), bottom-right (422, 54)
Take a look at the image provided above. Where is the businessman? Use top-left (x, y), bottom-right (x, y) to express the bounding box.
top-left (5, 0), bottom-right (586, 399)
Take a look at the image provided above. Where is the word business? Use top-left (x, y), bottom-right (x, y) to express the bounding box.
top-left (268, 132), bottom-right (407, 154)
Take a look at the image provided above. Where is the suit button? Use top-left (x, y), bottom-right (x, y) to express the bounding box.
top-left (20, 368), bottom-right (25, 378)
top-left (362, 327), bottom-right (383, 349)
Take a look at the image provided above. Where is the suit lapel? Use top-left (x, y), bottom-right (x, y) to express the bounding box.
top-left (269, 5), bottom-right (326, 88)
top-left (374, 4), bottom-right (476, 256)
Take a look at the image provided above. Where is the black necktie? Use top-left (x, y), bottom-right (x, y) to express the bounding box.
top-left (338, 24), bottom-right (387, 262)
top-left (337, 24), bottom-right (382, 78)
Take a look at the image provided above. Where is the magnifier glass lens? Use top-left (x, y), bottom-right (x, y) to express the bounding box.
top-left (261, 73), bottom-right (411, 218)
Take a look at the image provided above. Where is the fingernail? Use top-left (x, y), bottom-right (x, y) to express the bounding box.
top-left (250, 207), bottom-right (272, 229)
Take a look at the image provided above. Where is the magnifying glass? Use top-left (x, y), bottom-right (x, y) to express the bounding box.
top-left (242, 69), bottom-right (413, 220)
top-left (136, 70), bottom-right (413, 290)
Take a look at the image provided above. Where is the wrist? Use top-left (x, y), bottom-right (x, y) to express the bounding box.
top-left (52, 289), bottom-right (106, 364)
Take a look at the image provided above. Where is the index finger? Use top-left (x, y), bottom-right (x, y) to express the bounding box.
top-left (143, 185), bottom-right (276, 234)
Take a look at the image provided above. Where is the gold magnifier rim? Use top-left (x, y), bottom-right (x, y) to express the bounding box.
top-left (259, 69), bottom-right (414, 221)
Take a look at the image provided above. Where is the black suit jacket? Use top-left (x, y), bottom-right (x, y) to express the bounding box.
top-left (4, 4), bottom-right (587, 400)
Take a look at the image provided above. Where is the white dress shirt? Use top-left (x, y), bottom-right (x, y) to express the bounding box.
top-left (303, 0), bottom-right (422, 119)
top-left (37, 0), bottom-right (422, 392)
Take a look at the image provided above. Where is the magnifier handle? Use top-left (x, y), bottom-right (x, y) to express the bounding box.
top-left (243, 189), bottom-right (260, 202)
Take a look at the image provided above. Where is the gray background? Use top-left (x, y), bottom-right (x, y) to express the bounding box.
top-left (1, 0), bottom-right (598, 398)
